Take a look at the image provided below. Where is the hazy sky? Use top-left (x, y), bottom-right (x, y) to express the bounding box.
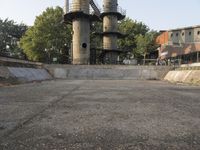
top-left (0, 0), bottom-right (200, 31)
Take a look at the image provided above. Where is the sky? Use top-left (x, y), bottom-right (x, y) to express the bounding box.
top-left (0, 0), bottom-right (200, 31)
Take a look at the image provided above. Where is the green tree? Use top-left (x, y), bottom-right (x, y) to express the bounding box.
top-left (90, 21), bottom-right (103, 64)
top-left (135, 31), bottom-right (158, 65)
top-left (118, 18), bottom-right (149, 58)
top-left (20, 6), bottom-right (72, 63)
top-left (0, 18), bottom-right (27, 58)
top-left (90, 21), bottom-right (102, 49)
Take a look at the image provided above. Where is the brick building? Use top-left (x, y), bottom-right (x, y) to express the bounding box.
top-left (156, 25), bottom-right (200, 64)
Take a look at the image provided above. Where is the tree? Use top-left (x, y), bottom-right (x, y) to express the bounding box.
top-left (90, 21), bottom-right (103, 64)
top-left (20, 7), bottom-right (72, 63)
top-left (0, 18), bottom-right (27, 58)
top-left (118, 18), bottom-right (149, 58)
top-left (135, 31), bottom-right (158, 65)
top-left (90, 21), bottom-right (102, 49)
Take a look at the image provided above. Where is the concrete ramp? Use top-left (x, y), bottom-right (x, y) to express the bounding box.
top-left (164, 70), bottom-right (200, 85)
top-left (8, 67), bottom-right (52, 82)
top-left (45, 65), bottom-right (171, 80)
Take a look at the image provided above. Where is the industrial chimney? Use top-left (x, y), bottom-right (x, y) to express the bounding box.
top-left (64, 0), bottom-right (69, 14)
top-left (64, 0), bottom-right (90, 64)
top-left (101, 0), bottom-right (126, 64)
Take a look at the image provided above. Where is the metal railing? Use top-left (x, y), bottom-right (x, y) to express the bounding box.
top-left (64, 3), bottom-right (95, 14)
top-left (117, 6), bottom-right (126, 16)
top-left (64, 3), bottom-right (126, 16)
top-left (63, 3), bottom-right (88, 14)
top-left (102, 6), bottom-right (126, 16)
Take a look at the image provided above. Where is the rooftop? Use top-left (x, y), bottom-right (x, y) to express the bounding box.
top-left (168, 25), bottom-right (200, 32)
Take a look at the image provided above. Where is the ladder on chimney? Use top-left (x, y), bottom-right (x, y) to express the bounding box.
top-left (89, 0), bottom-right (101, 17)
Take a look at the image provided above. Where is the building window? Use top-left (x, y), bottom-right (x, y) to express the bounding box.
top-left (182, 32), bottom-right (185, 36)
top-left (189, 31), bottom-right (192, 36)
top-left (171, 33), bottom-right (173, 37)
top-left (198, 31), bottom-right (200, 35)
top-left (176, 33), bottom-right (179, 37)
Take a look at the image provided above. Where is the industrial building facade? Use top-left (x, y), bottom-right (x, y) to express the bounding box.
top-left (157, 25), bottom-right (200, 64)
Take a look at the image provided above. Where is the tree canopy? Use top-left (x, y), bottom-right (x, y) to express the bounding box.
top-left (18, 9), bottom-right (158, 64)
top-left (0, 18), bottom-right (27, 58)
top-left (135, 31), bottom-right (158, 64)
top-left (118, 18), bottom-right (158, 60)
top-left (20, 6), bottom-right (72, 63)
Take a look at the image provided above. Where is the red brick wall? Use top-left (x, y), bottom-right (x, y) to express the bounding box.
top-left (156, 31), bottom-right (169, 45)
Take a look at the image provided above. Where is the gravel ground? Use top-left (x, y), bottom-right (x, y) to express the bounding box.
top-left (0, 80), bottom-right (200, 150)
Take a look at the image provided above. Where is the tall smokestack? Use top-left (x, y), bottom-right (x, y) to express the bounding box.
top-left (101, 0), bottom-right (125, 64)
top-left (64, 0), bottom-right (90, 64)
top-left (64, 0), bottom-right (69, 14)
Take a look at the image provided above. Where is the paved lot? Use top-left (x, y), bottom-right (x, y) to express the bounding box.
top-left (0, 80), bottom-right (200, 150)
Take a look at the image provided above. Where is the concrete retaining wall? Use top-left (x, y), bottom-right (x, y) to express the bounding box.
top-left (1, 65), bottom-right (172, 82)
top-left (45, 65), bottom-right (171, 80)
top-left (8, 67), bottom-right (52, 82)
top-left (164, 70), bottom-right (200, 85)
top-left (0, 66), bottom-right (11, 79)
top-left (0, 67), bottom-right (52, 82)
